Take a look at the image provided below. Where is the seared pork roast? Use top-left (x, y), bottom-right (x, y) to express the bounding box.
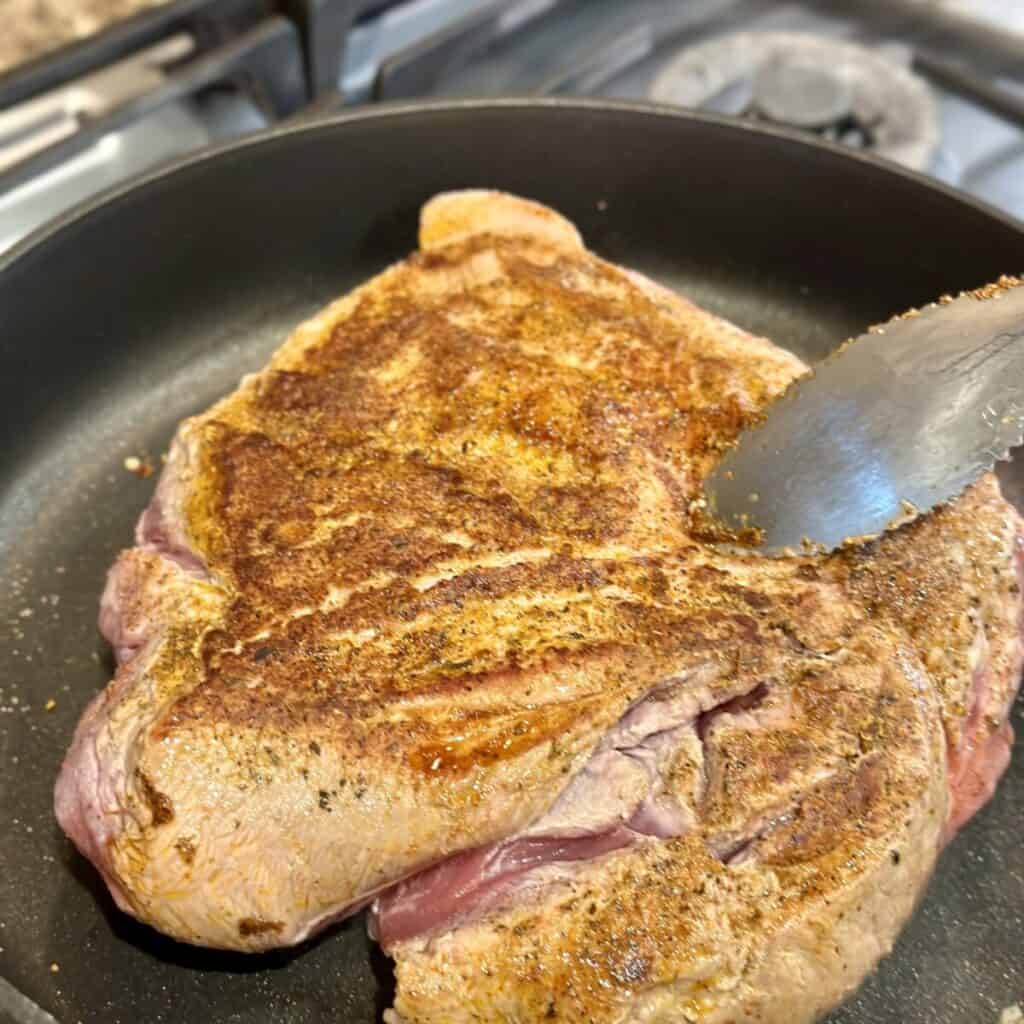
top-left (56, 192), bottom-right (1023, 1023)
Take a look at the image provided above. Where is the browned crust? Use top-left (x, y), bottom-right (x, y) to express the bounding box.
top-left (135, 768), bottom-right (174, 826)
top-left (388, 622), bottom-right (949, 1024)
top-left (154, 223), bottom-right (801, 775)
top-left (237, 918), bottom-right (284, 938)
top-left (832, 473), bottom-right (1022, 754)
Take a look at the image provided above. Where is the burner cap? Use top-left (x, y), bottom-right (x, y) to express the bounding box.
top-left (649, 32), bottom-right (940, 171)
top-left (753, 55), bottom-right (852, 128)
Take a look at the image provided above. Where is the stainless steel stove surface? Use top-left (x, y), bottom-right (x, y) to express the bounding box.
top-left (649, 32), bottom-right (940, 170)
top-left (4, 0), bottom-right (1024, 253)
top-left (426, 0), bottom-right (1024, 207)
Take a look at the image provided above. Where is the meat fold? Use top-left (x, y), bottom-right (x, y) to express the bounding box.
top-left (373, 668), bottom-right (764, 946)
top-left (54, 191), bottom-right (1023, 1024)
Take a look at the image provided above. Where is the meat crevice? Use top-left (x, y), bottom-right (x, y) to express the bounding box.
top-left (373, 671), bottom-right (778, 947)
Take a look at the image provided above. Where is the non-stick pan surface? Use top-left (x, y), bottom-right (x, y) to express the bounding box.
top-left (1, 100), bottom-right (1022, 1024)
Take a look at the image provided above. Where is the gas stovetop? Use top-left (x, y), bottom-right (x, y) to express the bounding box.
top-left (3, 0), bottom-right (1024, 253)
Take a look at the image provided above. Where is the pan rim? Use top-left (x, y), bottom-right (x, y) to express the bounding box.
top-left (2, 96), bottom-right (1023, 279)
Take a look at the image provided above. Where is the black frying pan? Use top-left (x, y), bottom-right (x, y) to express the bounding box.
top-left (1, 99), bottom-right (1022, 1024)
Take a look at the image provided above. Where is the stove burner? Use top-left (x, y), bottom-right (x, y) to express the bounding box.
top-left (650, 32), bottom-right (939, 171)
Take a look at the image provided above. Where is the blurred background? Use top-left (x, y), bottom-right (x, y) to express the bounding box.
top-left (3, 0), bottom-right (1024, 253)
